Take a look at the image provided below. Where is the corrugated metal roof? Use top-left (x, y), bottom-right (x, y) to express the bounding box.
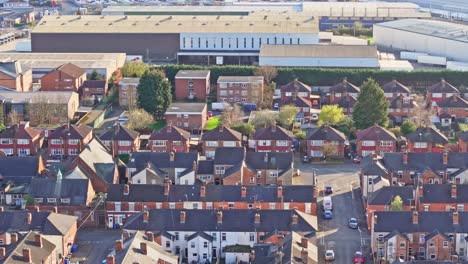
top-left (260, 44), bottom-right (378, 58)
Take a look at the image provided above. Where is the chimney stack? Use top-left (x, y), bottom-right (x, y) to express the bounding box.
top-left (271, 125), bottom-right (277, 133)
top-left (169, 151), bottom-right (175, 162)
top-left (140, 242), bottom-right (147, 255)
top-left (164, 181), bottom-right (171, 196)
top-left (219, 125), bottom-right (224, 132)
top-left (180, 211), bottom-right (186, 224)
top-left (23, 248), bottom-right (31, 263)
top-left (412, 211), bottom-right (418, 225)
top-left (443, 151), bottom-right (448, 165)
top-left (0, 247), bottom-right (5, 259)
top-left (143, 210), bottom-right (149, 223)
top-left (35, 206), bottom-right (40, 212)
top-left (26, 213), bottom-right (32, 225)
top-left (146, 231), bottom-right (154, 242)
top-left (123, 184), bottom-right (130, 195)
top-left (403, 151), bottom-right (408, 165)
top-left (106, 255), bottom-right (115, 264)
top-left (453, 211), bottom-right (459, 225)
top-left (11, 233), bottom-right (18, 244)
top-left (166, 125), bottom-right (172, 133)
top-left (418, 186), bottom-right (423, 198)
top-left (115, 240), bottom-right (123, 252)
top-left (254, 213), bottom-right (261, 224)
top-left (301, 248), bottom-right (308, 264)
top-left (451, 184), bottom-right (457, 199)
top-left (35, 234), bottom-right (42, 248)
top-left (122, 230), bottom-right (130, 240)
top-left (277, 186), bottom-right (283, 199)
top-left (301, 237), bottom-right (308, 248)
top-left (217, 211), bottom-right (223, 224)
top-left (291, 214), bottom-right (298, 225)
top-left (241, 186), bottom-right (247, 198)
top-left (277, 234), bottom-right (285, 246)
top-left (200, 186), bottom-right (206, 197)
top-left (264, 153), bottom-right (269, 163)
top-left (249, 250), bottom-right (255, 262)
top-left (0, 206), bottom-right (3, 212)
top-left (53, 206), bottom-right (58, 214)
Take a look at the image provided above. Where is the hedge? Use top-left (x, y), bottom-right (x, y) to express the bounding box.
top-left (156, 65), bottom-right (468, 93)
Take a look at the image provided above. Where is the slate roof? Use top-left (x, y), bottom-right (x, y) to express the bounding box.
top-left (458, 131), bottom-right (468, 142)
top-left (436, 95), bottom-right (468, 108)
top-left (245, 152), bottom-right (293, 176)
top-left (76, 138), bottom-right (116, 184)
top-left (149, 125), bottom-right (190, 141)
top-left (48, 124), bottom-right (93, 140)
top-left (214, 147), bottom-right (244, 166)
top-left (279, 80), bottom-right (311, 94)
top-left (201, 125), bottom-right (241, 141)
top-left (128, 152), bottom-right (198, 174)
top-left (197, 160), bottom-right (214, 175)
top-left (381, 152), bottom-right (468, 172)
top-left (356, 125), bottom-right (397, 142)
top-left (381, 80), bottom-right (411, 94)
top-left (275, 96), bottom-right (312, 108)
top-left (389, 96), bottom-right (414, 109)
top-left (406, 127), bottom-right (448, 144)
top-left (0, 123), bottom-right (41, 140)
top-left (420, 184), bottom-right (468, 204)
top-left (254, 126), bottom-right (293, 141)
top-left (107, 184), bottom-right (316, 203)
top-left (305, 125), bottom-right (347, 141)
top-left (0, 156), bottom-right (41, 185)
top-left (0, 211), bottom-right (77, 235)
top-left (361, 156), bottom-right (388, 175)
top-left (383, 230), bottom-right (408, 241)
top-left (0, 61), bottom-right (29, 78)
top-left (56, 63), bottom-right (86, 78)
top-left (427, 79), bottom-right (460, 94)
top-left (99, 124), bottom-right (139, 141)
top-left (3, 231), bottom-right (56, 264)
top-left (335, 95), bottom-right (356, 109)
top-left (329, 78), bottom-right (360, 94)
top-left (367, 186), bottom-right (414, 206)
top-left (29, 177), bottom-right (90, 206)
top-left (123, 209), bottom-right (317, 233)
top-left (187, 231), bottom-right (213, 242)
top-left (165, 103), bottom-right (206, 114)
top-left (373, 211), bottom-right (468, 233)
top-left (82, 80), bottom-right (106, 88)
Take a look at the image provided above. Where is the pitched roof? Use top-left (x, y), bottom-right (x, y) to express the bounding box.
top-left (427, 79), bottom-right (460, 93)
top-left (0, 211), bottom-right (76, 235)
top-left (48, 124), bottom-right (93, 140)
top-left (389, 95), bottom-right (414, 109)
top-left (0, 91), bottom-right (76, 104)
top-left (107, 184), bottom-right (316, 203)
top-left (406, 127), bottom-right (448, 144)
top-left (128, 152), bottom-right (198, 174)
top-left (123, 209), bottom-right (317, 233)
top-left (384, 230), bottom-right (408, 241)
top-left (197, 160), bottom-right (214, 175)
top-left (305, 125), bottom-right (347, 141)
top-left (0, 123), bottom-right (41, 140)
top-left (217, 76), bottom-right (263, 83)
top-left (381, 152), bottom-right (468, 172)
top-left (381, 79), bottom-right (411, 94)
top-left (458, 131), bottom-right (468, 142)
top-left (420, 184), bottom-right (468, 204)
top-left (0, 156), bottom-right (42, 185)
top-left (425, 229), bottom-right (450, 241)
top-left (361, 156), bottom-right (388, 175)
top-left (82, 80), bottom-right (106, 88)
top-left (329, 78), bottom-right (360, 94)
top-left (187, 231), bottom-right (213, 242)
top-left (254, 126), bottom-right (293, 141)
top-left (275, 96), bottom-right (312, 108)
top-left (75, 138), bottom-right (116, 184)
top-left (29, 177), bottom-right (91, 206)
top-left (56, 63), bottom-right (86, 78)
top-left (3, 231), bottom-right (56, 264)
top-left (335, 95), bottom-right (356, 109)
top-left (201, 125), bottom-right (241, 141)
top-left (214, 147), bottom-right (245, 166)
top-left (356, 125), bottom-right (397, 142)
top-left (0, 61), bottom-right (29, 78)
top-left (149, 125), bottom-right (190, 141)
top-left (367, 186), bottom-right (414, 206)
top-left (245, 152), bottom-right (293, 176)
top-left (436, 95), bottom-right (468, 108)
top-left (99, 124), bottom-right (139, 141)
top-left (279, 80), bottom-right (311, 94)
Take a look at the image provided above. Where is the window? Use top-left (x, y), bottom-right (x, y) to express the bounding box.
top-left (443, 241), bottom-right (448, 247)
top-left (184, 123), bottom-right (189, 128)
top-left (228, 203), bottom-right (234, 209)
top-left (51, 148), bottom-right (64, 155)
top-left (184, 114), bottom-right (189, 119)
top-left (47, 198), bottom-right (57, 203)
top-left (193, 203), bottom-right (198, 209)
top-left (129, 202), bottom-right (135, 211)
top-left (69, 148), bottom-right (79, 155)
top-left (204, 242), bottom-right (208, 248)
top-left (414, 142), bottom-right (428, 148)
top-left (50, 139), bottom-right (62, 145)
top-left (311, 140), bottom-right (323, 146)
top-left (419, 247), bottom-right (425, 256)
top-left (153, 140), bottom-right (166, 146)
top-left (166, 241), bottom-right (171, 248)
top-left (34, 198), bottom-right (44, 204)
top-left (407, 234), bottom-right (413, 243)
top-left (408, 247), bottom-right (413, 256)
top-left (212, 233), bottom-right (217, 241)
top-left (250, 233), bottom-right (255, 241)
top-left (17, 139), bottom-right (29, 144)
top-left (175, 232), bottom-right (179, 240)
top-left (419, 234), bottom-right (425, 244)
top-left (203, 253), bottom-right (207, 259)
top-left (119, 141), bottom-right (131, 146)
top-left (457, 204), bottom-right (464, 212)
top-left (223, 141), bottom-right (236, 147)
top-left (269, 171), bottom-right (278, 177)
top-left (331, 141), bottom-right (340, 146)
top-left (361, 141), bottom-right (375, 147)
top-left (430, 254), bottom-right (436, 259)
top-left (61, 198), bottom-right (70, 204)
top-left (269, 203), bottom-right (275, 209)
top-left (424, 205), bottom-right (429, 211)
top-left (176, 114), bottom-right (181, 118)
top-left (115, 202), bottom-right (121, 211)
top-left (276, 140), bottom-right (289, 146)
top-left (191, 242), bottom-right (195, 248)
top-left (206, 141), bottom-right (218, 147)
top-left (400, 242), bottom-right (406, 248)
top-left (221, 233), bottom-right (226, 241)
top-left (169, 203), bottom-right (175, 209)
top-left (250, 177), bottom-right (255, 184)
top-left (193, 253), bottom-right (197, 257)
top-left (380, 141), bottom-right (393, 147)
top-left (429, 241), bottom-right (435, 247)
top-left (258, 140), bottom-right (271, 146)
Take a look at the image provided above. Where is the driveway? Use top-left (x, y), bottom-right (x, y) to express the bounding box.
top-left (70, 229), bottom-right (122, 264)
top-left (294, 160), bottom-right (371, 264)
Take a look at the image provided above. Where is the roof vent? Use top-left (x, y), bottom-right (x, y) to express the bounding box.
top-left (273, 23), bottom-right (278, 26)
top-left (146, 16), bottom-right (151, 19)
top-left (225, 23), bottom-right (229, 26)
top-left (178, 23), bottom-right (182, 26)
top-left (132, 22), bottom-right (137, 26)
top-left (192, 16), bottom-right (196, 19)
top-left (202, 23), bottom-right (206, 26)
top-left (155, 23), bottom-right (159, 26)
top-left (250, 23), bottom-right (254, 26)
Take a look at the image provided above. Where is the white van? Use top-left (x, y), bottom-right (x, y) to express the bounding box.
top-left (323, 196), bottom-right (333, 211)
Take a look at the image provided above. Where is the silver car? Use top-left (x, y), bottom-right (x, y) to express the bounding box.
top-left (348, 218), bottom-right (358, 229)
top-left (325, 250), bottom-right (335, 261)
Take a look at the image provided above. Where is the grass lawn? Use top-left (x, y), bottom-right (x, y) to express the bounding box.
top-left (205, 116), bottom-right (220, 130)
top-left (460, 123), bottom-right (468, 132)
top-left (150, 120), bottom-right (167, 130)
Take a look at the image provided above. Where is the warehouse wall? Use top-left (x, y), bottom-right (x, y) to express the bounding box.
top-left (259, 57), bottom-right (379, 68)
top-left (31, 33), bottom-right (180, 61)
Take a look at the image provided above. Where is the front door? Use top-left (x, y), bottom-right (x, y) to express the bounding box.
top-left (108, 215), bottom-right (114, 228)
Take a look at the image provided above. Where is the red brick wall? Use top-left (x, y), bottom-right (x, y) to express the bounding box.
top-left (426, 235), bottom-right (451, 260)
top-left (41, 70), bottom-right (86, 92)
top-left (407, 142), bottom-right (446, 153)
top-left (459, 139), bottom-right (468, 152)
top-left (0, 138), bottom-right (40, 156)
top-left (356, 140), bottom-right (397, 157)
top-left (148, 140), bottom-right (189, 152)
top-left (175, 79), bottom-right (209, 101)
top-left (255, 141), bottom-right (292, 153)
top-left (202, 140), bottom-right (242, 155)
top-left (306, 141), bottom-right (345, 158)
top-left (166, 113), bottom-right (206, 131)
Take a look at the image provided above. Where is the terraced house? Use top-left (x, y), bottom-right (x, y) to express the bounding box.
top-left (201, 125), bottom-right (242, 158)
top-left (0, 121), bottom-right (42, 156)
top-left (47, 123), bottom-right (93, 157)
top-left (148, 124), bottom-right (190, 153)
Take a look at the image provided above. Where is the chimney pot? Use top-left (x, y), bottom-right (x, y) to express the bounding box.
top-left (0, 206), bottom-right (4, 212)
top-left (418, 186), bottom-right (424, 198)
top-left (35, 234), bottom-right (42, 248)
top-left (143, 210), bottom-right (149, 223)
top-left (169, 151), bottom-right (175, 162)
top-left (271, 125), bottom-right (277, 133)
top-left (254, 213), bottom-right (261, 224)
top-left (264, 153), bottom-right (269, 163)
top-left (241, 186), bottom-right (247, 198)
top-left (180, 211), bottom-right (186, 224)
top-left (106, 255), bottom-right (115, 264)
top-left (22, 248), bottom-right (31, 263)
top-left (200, 186), bottom-right (206, 197)
top-left (164, 181), bottom-right (170, 196)
top-left (451, 185), bottom-right (457, 199)
top-left (115, 240), bottom-right (123, 252)
top-left (412, 211), bottom-right (418, 225)
top-left (140, 242), bottom-right (147, 255)
top-left (122, 230), bottom-right (130, 240)
top-left (146, 231), bottom-right (154, 242)
top-left (123, 184), bottom-right (130, 195)
top-left (35, 206), bottom-right (40, 212)
top-left (11, 233), bottom-right (18, 244)
top-left (53, 206), bottom-right (58, 214)
top-left (301, 237), bottom-right (308, 248)
top-left (453, 211), bottom-right (459, 225)
top-left (219, 126), bottom-right (224, 132)
top-left (403, 151), bottom-right (408, 165)
top-left (443, 151), bottom-right (449, 165)
top-left (217, 211), bottom-right (223, 224)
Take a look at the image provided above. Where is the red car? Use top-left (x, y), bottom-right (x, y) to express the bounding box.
top-left (353, 156), bottom-right (361, 164)
top-left (353, 251), bottom-right (365, 263)
top-left (207, 111), bottom-right (213, 119)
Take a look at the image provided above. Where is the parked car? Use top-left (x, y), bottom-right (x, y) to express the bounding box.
top-left (323, 210), bottom-right (333, 219)
top-left (325, 250), bottom-right (335, 261)
top-left (348, 218), bottom-right (358, 229)
top-left (325, 185), bottom-right (333, 195)
top-left (353, 251), bottom-right (365, 263)
top-left (302, 155), bottom-right (310, 163)
top-left (207, 111), bottom-right (213, 118)
top-left (353, 156), bottom-right (361, 164)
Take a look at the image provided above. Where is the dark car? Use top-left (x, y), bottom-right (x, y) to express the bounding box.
top-left (353, 251), bottom-right (365, 263)
top-left (325, 185), bottom-right (333, 195)
top-left (302, 155), bottom-right (310, 163)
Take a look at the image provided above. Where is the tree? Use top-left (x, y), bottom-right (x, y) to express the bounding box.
top-left (278, 105), bottom-right (298, 128)
top-left (221, 104), bottom-right (242, 126)
top-left (293, 130), bottom-right (306, 140)
top-left (332, 116), bottom-right (355, 139)
top-left (353, 78), bottom-right (389, 129)
top-left (259, 82), bottom-right (276, 110)
top-left (28, 94), bottom-right (68, 126)
top-left (390, 195), bottom-right (403, 211)
top-left (231, 123), bottom-right (255, 137)
top-left (138, 71), bottom-right (172, 115)
top-left (126, 108), bottom-right (155, 131)
top-left (409, 95), bottom-right (435, 128)
top-left (388, 127), bottom-right (402, 138)
top-left (121, 61), bottom-right (149, 78)
top-left (0, 106), bottom-right (5, 132)
top-left (250, 110), bottom-right (277, 128)
top-left (322, 142), bottom-right (337, 159)
top-left (7, 109), bottom-right (21, 125)
top-left (89, 70), bottom-right (104, 80)
top-left (401, 120), bottom-right (417, 135)
top-left (318, 105), bottom-right (345, 125)
top-left (254, 66), bottom-right (278, 83)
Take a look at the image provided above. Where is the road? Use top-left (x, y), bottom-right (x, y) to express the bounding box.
top-left (71, 229), bottom-right (122, 264)
top-left (294, 160), bottom-right (371, 264)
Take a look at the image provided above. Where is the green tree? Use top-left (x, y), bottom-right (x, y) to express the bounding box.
top-left (138, 71), bottom-right (172, 115)
top-left (231, 123), bottom-right (255, 137)
top-left (401, 120), bottom-right (417, 135)
top-left (250, 110), bottom-right (277, 128)
top-left (89, 70), bottom-right (104, 80)
top-left (293, 130), bottom-right (306, 140)
top-left (221, 104), bottom-right (242, 126)
top-left (278, 105), bottom-right (299, 128)
top-left (353, 78), bottom-right (389, 129)
top-left (121, 61), bottom-right (149, 78)
top-left (259, 82), bottom-right (275, 109)
top-left (390, 195), bottom-right (403, 211)
top-left (126, 108), bottom-right (155, 131)
top-left (318, 105), bottom-right (345, 125)
top-left (332, 116), bottom-right (355, 139)
top-left (0, 106), bottom-right (5, 132)
top-left (388, 127), bottom-right (402, 138)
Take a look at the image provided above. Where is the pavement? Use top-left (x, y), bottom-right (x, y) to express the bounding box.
top-left (294, 159), bottom-right (372, 264)
top-left (71, 229), bottom-right (122, 264)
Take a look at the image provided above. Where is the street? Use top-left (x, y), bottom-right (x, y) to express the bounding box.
top-left (294, 160), bottom-right (371, 264)
top-left (71, 229), bottom-right (122, 264)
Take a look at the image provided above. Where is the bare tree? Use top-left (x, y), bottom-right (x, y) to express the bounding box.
top-left (250, 110), bottom-right (277, 128)
top-left (409, 95), bottom-right (435, 128)
top-left (322, 142), bottom-right (338, 159)
top-left (254, 66), bottom-right (278, 83)
top-left (258, 82), bottom-right (276, 110)
top-left (7, 109), bottom-right (21, 125)
top-left (127, 108), bottom-right (154, 131)
top-left (29, 94), bottom-right (68, 126)
top-left (221, 103), bottom-right (242, 127)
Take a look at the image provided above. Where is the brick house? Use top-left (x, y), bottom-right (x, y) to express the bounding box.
top-left (458, 131), bottom-right (468, 152)
top-left (212, 147), bottom-right (245, 185)
top-left (381, 79), bottom-right (411, 99)
top-left (406, 127), bottom-right (448, 153)
top-left (436, 95), bottom-right (468, 122)
top-left (305, 125), bottom-right (347, 159)
top-left (253, 125), bottom-right (293, 153)
top-left (105, 184), bottom-right (317, 227)
top-left (217, 76), bottom-right (263, 105)
top-left (99, 124), bottom-right (140, 155)
top-left (0, 121), bottom-right (42, 156)
top-left (333, 94), bottom-right (356, 117)
top-left (279, 79), bottom-right (311, 101)
top-left (1, 231), bottom-right (58, 264)
top-left (328, 77), bottom-right (360, 103)
top-left (244, 152), bottom-right (294, 186)
top-left (417, 184), bottom-right (468, 212)
top-left (148, 125), bottom-right (190, 153)
top-left (175, 70), bottom-right (210, 101)
top-left (0, 61), bottom-right (32, 92)
top-left (40, 63), bottom-right (87, 93)
top-left (388, 95), bottom-right (414, 125)
top-left (47, 124), bottom-right (93, 157)
top-left (165, 103), bottom-right (207, 131)
top-left (201, 125), bottom-right (242, 158)
top-left (118, 78), bottom-right (139, 108)
top-left (0, 156), bottom-right (45, 187)
top-left (356, 124), bottom-right (397, 157)
top-left (81, 80), bottom-right (108, 101)
top-left (426, 79), bottom-right (460, 103)
top-left (273, 96), bottom-right (311, 121)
